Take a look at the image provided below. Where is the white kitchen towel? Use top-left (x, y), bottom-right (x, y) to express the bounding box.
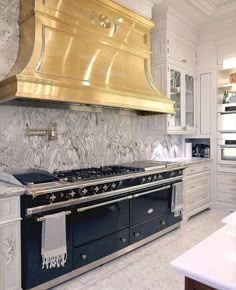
top-left (41, 212), bottom-right (67, 270)
top-left (171, 182), bottom-right (184, 217)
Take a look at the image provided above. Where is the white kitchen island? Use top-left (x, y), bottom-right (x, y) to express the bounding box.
top-left (171, 214), bottom-right (236, 290)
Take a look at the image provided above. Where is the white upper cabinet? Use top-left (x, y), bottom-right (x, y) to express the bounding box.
top-left (168, 37), bottom-right (197, 70)
top-left (167, 65), bottom-right (196, 133)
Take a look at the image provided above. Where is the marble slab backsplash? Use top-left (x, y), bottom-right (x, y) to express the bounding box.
top-left (0, 0), bottom-right (182, 172)
top-left (0, 106), bottom-right (182, 171)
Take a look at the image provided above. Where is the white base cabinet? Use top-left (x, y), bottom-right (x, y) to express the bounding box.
top-left (0, 196), bottom-right (21, 290)
top-left (183, 161), bottom-right (212, 222)
top-left (216, 172), bottom-right (236, 211)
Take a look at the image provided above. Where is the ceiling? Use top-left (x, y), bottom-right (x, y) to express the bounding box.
top-left (153, 0), bottom-right (236, 27)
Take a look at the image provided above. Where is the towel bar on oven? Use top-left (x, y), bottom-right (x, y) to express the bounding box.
top-left (36, 210), bottom-right (72, 222)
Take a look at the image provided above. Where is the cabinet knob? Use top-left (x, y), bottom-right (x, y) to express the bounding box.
top-left (160, 220), bottom-right (166, 225)
top-left (134, 232), bottom-right (140, 237)
top-left (120, 238), bottom-right (127, 243)
top-left (81, 254), bottom-right (87, 260)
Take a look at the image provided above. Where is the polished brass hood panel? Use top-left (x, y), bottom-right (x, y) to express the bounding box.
top-left (0, 0), bottom-right (174, 113)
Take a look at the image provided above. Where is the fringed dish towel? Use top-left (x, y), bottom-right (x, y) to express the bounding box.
top-left (41, 211), bottom-right (67, 270)
top-left (171, 182), bottom-right (184, 217)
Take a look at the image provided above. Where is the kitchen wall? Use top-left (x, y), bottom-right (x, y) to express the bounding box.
top-left (0, 0), bottom-right (182, 172)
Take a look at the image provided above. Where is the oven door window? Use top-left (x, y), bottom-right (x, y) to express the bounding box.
top-left (221, 147), bottom-right (236, 161)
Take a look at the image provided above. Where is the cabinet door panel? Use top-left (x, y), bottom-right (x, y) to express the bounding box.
top-left (185, 74), bottom-right (194, 128)
top-left (169, 67), bottom-right (182, 128)
top-left (200, 73), bottom-right (211, 134)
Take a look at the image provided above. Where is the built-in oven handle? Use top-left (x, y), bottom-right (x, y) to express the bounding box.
top-left (77, 195), bottom-right (133, 212)
top-left (36, 210), bottom-right (72, 222)
top-left (133, 185), bottom-right (171, 198)
top-left (219, 145), bottom-right (236, 148)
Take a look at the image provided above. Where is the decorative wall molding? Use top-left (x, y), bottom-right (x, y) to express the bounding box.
top-left (200, 20), bottom-right (236, 42)
top-left (114, 0), bottom-right (159, 19)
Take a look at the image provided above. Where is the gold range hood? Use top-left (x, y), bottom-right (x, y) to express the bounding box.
top-left (0, 0), bottom-right (174, 114)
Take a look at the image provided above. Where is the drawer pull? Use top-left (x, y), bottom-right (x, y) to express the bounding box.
top-left (134, 232), bottom-right (140, 237)
top-left (160, 220), bottom-right (166, 225)
top-left (120, 238), bottom-right (127, 243)
top-left (81, 254), bottom-right (87, 260)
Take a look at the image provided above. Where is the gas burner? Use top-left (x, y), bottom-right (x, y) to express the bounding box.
top-left (53, 165), bottom-right (144, 182)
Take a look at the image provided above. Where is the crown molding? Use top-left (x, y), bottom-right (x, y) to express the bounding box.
top-left (200, 19), bottom-right (236, 42)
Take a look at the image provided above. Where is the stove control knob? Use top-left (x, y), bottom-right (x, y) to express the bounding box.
top-left (70, 190), bottom-right (76, 198)
top-left (49, 194), bottom-right (56, 203)
top-left (81, 254), bottom-right (87, 260)
top-left (120, 238), bottom-right (127, 243)
top-left (141, 177), bottom-right (146, 184)
top-left (111, 182), bottom-right (117, 190)
top-left (102, 184), bottom-right (109, 192)
top-left (134, 232), bottom-right (140, 237)
top-left (94, 186), bottom-right (100, 194)
top-left (170, 171), bottom-right (175, 177)
top-left (153, 175), bottom-right (158, 181)
top-left (81, 188), bottom-right (88, 196)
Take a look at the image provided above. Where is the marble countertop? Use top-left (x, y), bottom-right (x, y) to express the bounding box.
top-left (222, 211), bottom-right (236, 225)
top-left (170, 221), bottom-right (236, 290)
top-left (160, 157), bottom-right (212, 166)
top-left (0, 180), bottom-right (25, 198)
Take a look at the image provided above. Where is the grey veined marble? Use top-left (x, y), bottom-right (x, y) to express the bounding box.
top-left (0, 0), bottom-right (182, 172)
top-left (0, 106), bottom-right (182, 171)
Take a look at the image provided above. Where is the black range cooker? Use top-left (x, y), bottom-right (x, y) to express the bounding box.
top-left (0, 160), bottom-right (184, 290)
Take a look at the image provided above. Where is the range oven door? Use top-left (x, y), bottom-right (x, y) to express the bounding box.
top-left (21, 213), bottom-right (73, 290)
top-left (129, 182), bottom-right (182, 244)
top-left (73, 196), bottom-right (130, 269)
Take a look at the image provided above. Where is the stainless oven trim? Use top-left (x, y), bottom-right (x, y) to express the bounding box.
top-left (29, 222), bottom-right (181, 290)
top-left (77, 195), bottom-right (133, 212)
top-left (27, 166), bottom-right (185, 197)
top-left (133, 185), bottom-right (171, 198)
top-left (26, 175), bottom-right (183, 216)
top-left (218, 145), bottom-right (236, 165)
top-left (36, 210), bottom-right (72, 222)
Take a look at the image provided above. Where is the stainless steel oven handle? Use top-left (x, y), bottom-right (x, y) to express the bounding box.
top-left (77, 195), bottom-right (133, 212)
top-left (133, 185), bottom-right (171, 198)
top-left (36, 210), bottom-right (72, 222)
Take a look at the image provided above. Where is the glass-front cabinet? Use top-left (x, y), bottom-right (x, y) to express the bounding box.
top-left (168, 65), bottom-right (195, 133)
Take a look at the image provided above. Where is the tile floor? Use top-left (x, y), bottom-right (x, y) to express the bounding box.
top-left (52, 209), bottom-right (228, 290)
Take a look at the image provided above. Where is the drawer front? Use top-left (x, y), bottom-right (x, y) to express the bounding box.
top-left (184, 175), bottom-right (209, 192)
top-left (130, 214), bottom-right (166, 245)
top-left (0, 196), bottom-right (20, 223)
top-left (217, 174), bottom-right (236, 185)
top-left (73, 228), bottom-right (129, 269)
top-left (185, 196), bottom-right (210, 212)
top-left (217, 192), bottom-right (236, 204)
top-left (184, 162), bottom-right (211, 176)
top-left (130, 186), bottom-right (170, 226)
top-left (217, 183), bottom-right (236, 194)
top-left (73, 200), bottom-right (129, 247)
top-left (185, 187), bottom-right (210, 208)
